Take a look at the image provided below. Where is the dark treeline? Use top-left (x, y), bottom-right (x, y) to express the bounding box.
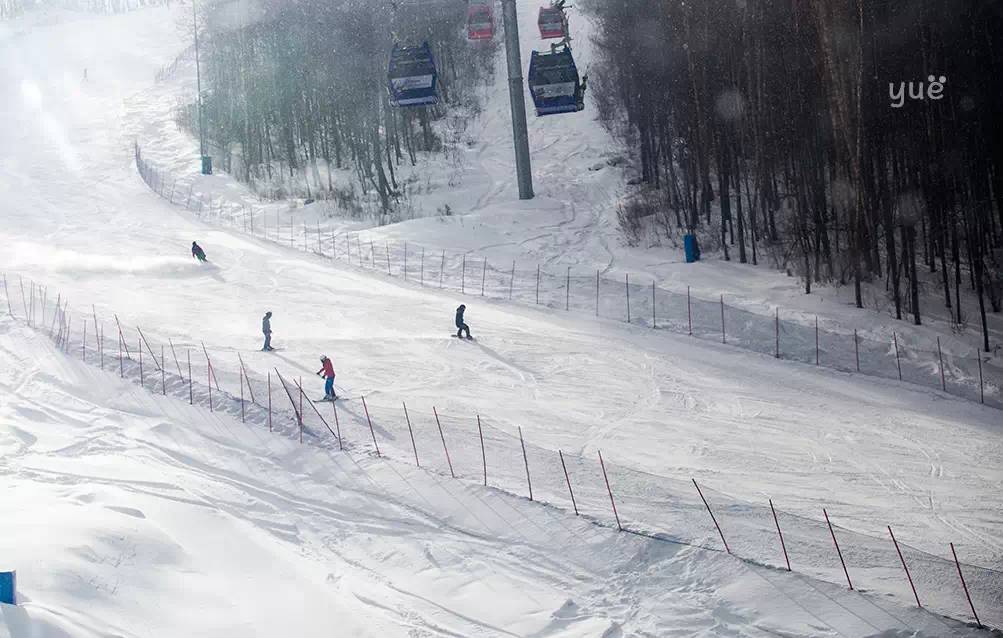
top-left (183, 0), bottom-right (494, 216)
top-left (586, 0), bottom-right (1002, 350)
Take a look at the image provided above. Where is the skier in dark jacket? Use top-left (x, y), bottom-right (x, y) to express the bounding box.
top-left (191, 241), bottom-right (207, 262)
top-left (261, 311), bottom-right (274, 351)
top-left (455, 304), bottom-right (471, 339)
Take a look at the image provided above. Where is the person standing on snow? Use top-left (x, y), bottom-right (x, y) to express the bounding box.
top-left (191, 241), bottom-right (207, 262)
top-left (261, 311), bottom-right (274, 351)
top-left (455, 304), bottom-right (472, 339)
top-left (316, 355), bottom-right (337, 400)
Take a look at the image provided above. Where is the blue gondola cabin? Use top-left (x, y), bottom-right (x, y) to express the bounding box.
top-left (388, 42), bottom-right (439, 107)
top-left (527, 46), bottom-right (584, 116)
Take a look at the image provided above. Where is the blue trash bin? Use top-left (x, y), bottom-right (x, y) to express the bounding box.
top-left (684, 234), bottom-right (700, 263)
top-left (0, 571), bottom-right (15, 605)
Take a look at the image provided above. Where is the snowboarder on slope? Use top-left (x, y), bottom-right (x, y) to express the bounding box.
top-left (261, 311), bottom-right (274, 351)
top-left (455, 304), bottom-right (472, 339)
top-left (316, 355), bottom-right (336, 400)
top-left (191, 241), bottom-right (207, 262)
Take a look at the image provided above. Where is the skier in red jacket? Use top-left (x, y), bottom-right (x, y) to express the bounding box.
top-left (316, 355), bottom-right (336, 400)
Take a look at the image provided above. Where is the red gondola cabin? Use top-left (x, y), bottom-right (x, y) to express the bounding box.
top-left (538, 5), bottom-right (567, 39)
top-left (467, 3), bottom-right (494, 40)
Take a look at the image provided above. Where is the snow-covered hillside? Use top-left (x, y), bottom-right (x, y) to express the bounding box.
top-left (1, 1), bottom-right (1002, 636)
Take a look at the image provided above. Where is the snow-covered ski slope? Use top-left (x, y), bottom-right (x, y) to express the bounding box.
top-left (1, 2), bottom-right (1001, 636)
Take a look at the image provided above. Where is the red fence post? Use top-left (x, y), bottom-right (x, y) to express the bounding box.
top-left (168, 338), bottom-right (184, 380)
top-left (854, 329), bottom-right (860, 372)
top-left (477, 415), bottom-right (487, 486)
top-left (294, 377), bottom-right (340, 444)
top-left (432, 406), bottom-right (455, 478)
top-left (461, 254), bottom-right (466, 293)
top-left (201, 342), bottom-right (221, 391)
top-left (403, 402), bottom-right (420, 467)
top-left (238, 353), bottom-right (257, 404)
top-left (950, 542), bottom-right (982, 628)
top-left (439, 251), bottom-right (445, 289)
top-left (385, 241), bottom-right (391, 276)
top-left (823, 508), bottom-right (853, 590)
top-left (535, 265), bottom-right (540, 305)
top-left (17, 276), bottom-right (27, 321)
top-left (267, 372), bottom-right (272, 432)
top-left (49, 293), bottom-right (61, 336)
top-left (518, 426), bottom-right (533, 501)
top-left (161, 345), bottom-right (166, 396)
top-left (114, 314), bottom-right (132, 359)
top-left (64, 311), bottom-right (72, 352)
top-left (559, 450), bottom-right (578, 515)
top-left (598, 450), bottom-right (622, 531)
top-left (239, 367), bottom-right (245, 423)
top-left (298, 377), bottom-right (304, 442)
top-left (137, 326), bottom-right (162, 370)
top-left (481, 258), bottom-right (487, 296)
top-left (775, 308), bottom-right (780, 358)
top-left (693, 479), bottom-right (730, 554)
top-left (887, 526), bottom-right (920, 607)
top-left (624, 273), bottom-right (630, 322)
top-left (119, 331), bottom-right (124, 378)
top-left (893, 332), bottom-right (902, 381)
top-left (361, 396), bottom-right (381, 457)
top-left (1, 273), bottom-right (12, 315)
top-left (977, 357), bottom-right (984, 404)
top-left (769, 499), bottom-right (791, 571)
top-left (720, 295), bottom-right (726, 344)
top-left (332, 402), bottom-right (342, 450)
top-left (937, 337), bottom-right (946, 392)
top-left (139, 337), bottom-right (144, 387)
top-left (273, 369), bottom-right (304, 440)
top-left (566, 267), bottom-right (571, 311)
top-left (207, 361), bottom-right (213, 413)
top-left (651, 280), bottom-right (656, 328)
top-left (187, 350), bottom-right (193, 405)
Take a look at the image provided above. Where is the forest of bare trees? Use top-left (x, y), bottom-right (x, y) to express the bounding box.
top-left (586, 0), bottom-right (1002, 350)
top-left (181, 0), bottom-right (494, 217)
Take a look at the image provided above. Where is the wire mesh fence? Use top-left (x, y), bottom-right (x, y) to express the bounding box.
top-left (133, 143), bottom-right (1002, 412)
top-left (5, 271), bottom-right (1001, 630)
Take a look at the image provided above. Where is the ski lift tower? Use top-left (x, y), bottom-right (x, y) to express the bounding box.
top-left (501, 0), bottom-right (533, 199)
